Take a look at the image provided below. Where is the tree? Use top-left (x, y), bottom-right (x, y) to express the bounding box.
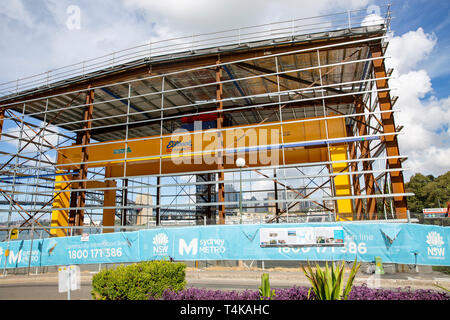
top-left (423, 172), bottom-right (450, 208)
top-left (406, 171), bottom-right (450, 213)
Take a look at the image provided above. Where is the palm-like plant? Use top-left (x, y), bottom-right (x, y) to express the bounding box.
top-left (302, 259), bottom-right (360, 300)
top-left (433, 283), bottom-right (449, 292)
top-left (258, 273), bottom-right (276, 300)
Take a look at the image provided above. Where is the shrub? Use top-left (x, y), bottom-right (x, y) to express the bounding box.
top-left (92, 260), bottom-right (186, 300)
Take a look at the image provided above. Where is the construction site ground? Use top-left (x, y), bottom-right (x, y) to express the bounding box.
top-left (0, 265), bottom-right (449, 300)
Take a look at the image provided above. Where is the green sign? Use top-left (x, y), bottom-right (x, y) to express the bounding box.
top-left (113, 146), bottom-right (131, 155)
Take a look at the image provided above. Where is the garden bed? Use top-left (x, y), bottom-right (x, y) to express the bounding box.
top-left (158, 285), bottom-right (450, 300)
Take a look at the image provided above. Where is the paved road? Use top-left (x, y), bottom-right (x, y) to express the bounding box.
top-left (0, 280), bottom-right (286, 300)
top-left (0, 281), bottom-right (92, 300)
top-left (0, 269), bottom-right (448, 300)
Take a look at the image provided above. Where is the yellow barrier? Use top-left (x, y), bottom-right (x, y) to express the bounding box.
top-left (50, 171), bottom-right (71, 237)
top-left (330, 145), bottom-right (354, 221)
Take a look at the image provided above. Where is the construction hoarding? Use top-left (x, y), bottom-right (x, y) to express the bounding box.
top-left (1, 223), bottom-right (449, 268)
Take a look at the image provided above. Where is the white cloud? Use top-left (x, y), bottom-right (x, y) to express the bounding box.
top-left (386, 28), bottom-right (450, 178)
top-left (361, 14), bottom-right (383, 27)
top-left (0, 1), bottom-right (160, 83)
top-left (122, 0), bottom-right (371, 35)
top-left (0, 0), bottom-right (375, 86)
top-left (1, 1), bottom-right (448, 181)
top-left (0, 0), bottom-right (34, 27)
top-left (388, 27), bottom-right (437, 74)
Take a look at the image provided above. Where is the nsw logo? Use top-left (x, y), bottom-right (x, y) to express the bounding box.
top-left (152, 233), bottom-right (169, 255)
top-left (426, 231), bottom-right (445, 258)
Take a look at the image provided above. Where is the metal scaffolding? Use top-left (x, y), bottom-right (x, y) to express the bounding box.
top-left (0, 5), bottom-right (413, 237)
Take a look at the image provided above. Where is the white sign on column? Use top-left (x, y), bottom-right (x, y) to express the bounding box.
top-left (58, 265), bottom-right (80, 300)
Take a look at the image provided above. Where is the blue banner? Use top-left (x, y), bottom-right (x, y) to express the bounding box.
top-left (0, 223), bottom-right (449, 268)
top-left (0, 231), bottom-right (140, 268)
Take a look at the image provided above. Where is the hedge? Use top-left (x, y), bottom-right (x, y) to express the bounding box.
top-left (91, 260), bottom-right (186, 300)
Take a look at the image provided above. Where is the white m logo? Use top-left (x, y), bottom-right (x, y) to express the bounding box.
top-left (179, 238), bottom-right (198, 256)
top-left (9, 250), bottom-right (22, 264)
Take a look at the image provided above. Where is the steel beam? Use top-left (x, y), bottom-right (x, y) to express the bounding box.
top-left (1, 33), bottom-right (384, 110)
top-left (69, 87), bottom-right (94, 232)
top-left (216, 60), bottom-right (225, 225)
top-left (0, 109), bottom-right (4, 139)
top-left (370, 43), bottom-right (407, 219)
top-left (121, 178), bottom-right (128, 227)
top-left (354, 97), bottom-right (377, 218)
top-left (347, 125), bottom-right (363, 219)
top-left (88, 95), bottom-right (356, 137)
top-left (235, 61), bottom-right (345, 96)
top-left (156, 176), bottom-right (161, 226)
top-left (273, 169), bottom-right (280, 223)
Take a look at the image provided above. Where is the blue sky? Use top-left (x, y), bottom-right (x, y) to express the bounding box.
top-left (0, 0), bottom-right (448, 181)
top-left (391, 0), bottom-right (450, 99)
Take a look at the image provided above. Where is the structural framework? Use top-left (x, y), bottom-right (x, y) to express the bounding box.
top-left (0, 7), bottom-right (413, 237)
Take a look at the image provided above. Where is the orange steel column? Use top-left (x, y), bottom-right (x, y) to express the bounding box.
top-left (68, 126), bottom-right (83, 227)
top-left (156, 176), bottom-right (161, 226)
top-left (216, 60), bottom-right (225, 224)
top-left (103, 167), bottom-right (117, 233)
top-left (346, 125), bottom-right (363, 219)
top-left (371, 43), bottom-right (407, 218)
top-left (0, 109), bottom-right (4, 139)
top-left (354, 98), bottom-right (376, 219)
top-left (78, 88), bottom-right (94, 228)
top-left (69, 87), bottom-right (95, 232)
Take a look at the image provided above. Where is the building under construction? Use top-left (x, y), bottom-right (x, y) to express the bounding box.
top-left (0, 7), bottom-right (413, 237)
